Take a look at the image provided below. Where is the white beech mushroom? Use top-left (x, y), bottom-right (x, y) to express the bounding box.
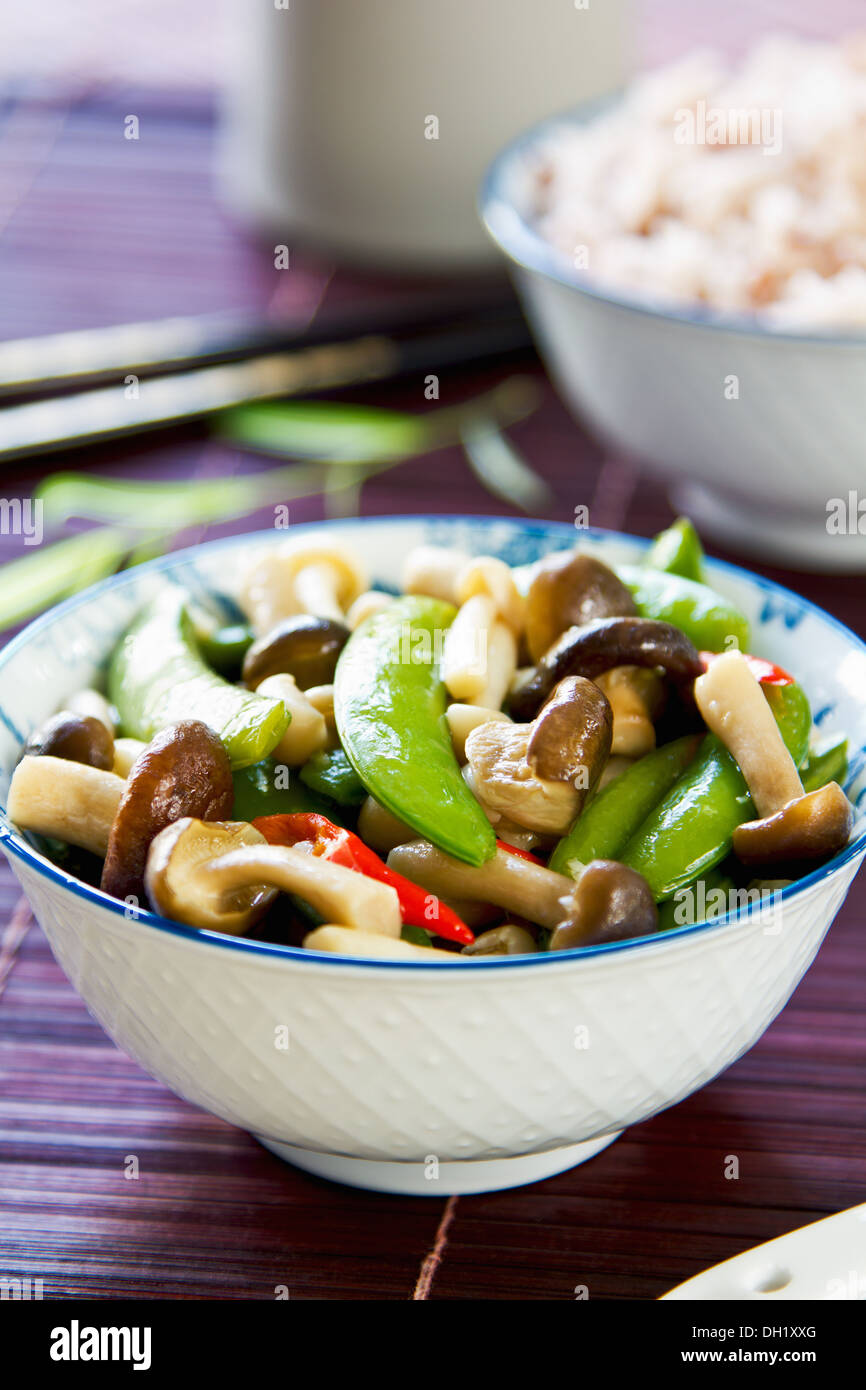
top-left (112, 738), bottom-right (148, 779)
top-left (445, 703), bottom-right (511, 763)
top-left (254, 674), bottom-right (328, 766)
top-left (441, 595), bottom-right (517, 708)
top-left (65, 688), bottom-right (116, 736)
top-left (464, 675), bottom-right (612, 836)
top-left (241, 538), bottom-right (367, 634)
top-left (387, 841), bottom-right (657, 947)
top-left (595, 666), bottom-right (662, 757)
top-left (346, 590), bottom-right (395, 629)
top-left (402, 545), bottom-right (469, 604)
top-left (455, 556), bottom-right (525, 636)
top-left (8, 756), bottom-right (125, 857)
top-left (302, 925), bottom-right (457, 960)
top-left (146, 818), bottom-right (402, 936)
top-left (694, 651), bottom-right (853, 870)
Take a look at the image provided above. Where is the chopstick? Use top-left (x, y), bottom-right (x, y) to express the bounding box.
top-left (0, 305), bottom-right (533, 461)
top-left (0, 284), bottom-right (520, 396)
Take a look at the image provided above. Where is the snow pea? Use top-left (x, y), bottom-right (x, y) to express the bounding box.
top-left (646, 517), bottom-right (705, 583)
top-left (616, 564), bottom-right (750, 653)
top-left (801, 736), bottom-right (848, 794)
top-left (622, 681), bottom-right (811, 900)
top-left (300, 748), bottom-right (366, 805)
top-left (109, 591), bottom-right (289, 769)
top-left (548, 734), bottom-right (702, 877)
top-left (656, 867), bottom-right (735, 933)
top-left (334, 595), bottom-right (496, 866)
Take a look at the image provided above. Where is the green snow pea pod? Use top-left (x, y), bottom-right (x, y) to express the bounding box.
top-left (622, 681), bottom-right (811, 900)
top-left (656, 867), bottom-right (735, 933)
top-left (231, 758), bottom-right (341, 822)
top-left (646, 517), bottom-right (706, 583)
top-left (299, 748), bottom-right (366, 806)
top-left (548, 734), bottom-right (702, 877)
top-left (801, 736), bottom-right (848, 794)
top-left (616, 564), bottom-right (749, 653)
top-left (109, 591), bottom-right (289, 770)
top-left (334, 595), bottom-right (496, 866)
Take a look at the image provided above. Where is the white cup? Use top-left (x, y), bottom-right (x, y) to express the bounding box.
top-left (220, 0), bottom-right (629, 266)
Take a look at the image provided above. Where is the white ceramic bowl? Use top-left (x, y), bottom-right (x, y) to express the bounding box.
top-left (480, 109), bottom-right (866, 572)
top-left (1, 517), bottom-right (865, 1195)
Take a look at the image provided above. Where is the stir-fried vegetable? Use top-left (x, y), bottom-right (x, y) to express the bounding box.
top-left (109, 591), bottom-right (289, 769)
top-left (334, 595), bottom-right (497, 866)
top-left (7, 521), bottom-right (855, 960)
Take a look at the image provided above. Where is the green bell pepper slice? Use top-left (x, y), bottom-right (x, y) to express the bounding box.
top-left (334, 595), bottom-right (496, 866)
top-left (646, 516), bottom-right (706, 583)
top-left (109, 590), bottom-right (289, 770)
top-left (299, 748), bottom-right (366, 806)
top-left (231, 758), bottom-right (341, 822)
top-left (548, 734), bottom-right (702, 877)
top-left (622, 681), bottom-right (812, 900)
top-left (616, 564), bottom-right (750, 654)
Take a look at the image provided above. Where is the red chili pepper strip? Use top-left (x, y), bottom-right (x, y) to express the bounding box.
top-left (252, 813), bottom-right (475, 945)
top-left (495, 838), bottom-right (544, 864)
top-left (699, 651), bottom-right (794, 686)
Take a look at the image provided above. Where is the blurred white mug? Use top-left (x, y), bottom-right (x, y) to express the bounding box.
top-left (220, 0), bottom-right (629, 266)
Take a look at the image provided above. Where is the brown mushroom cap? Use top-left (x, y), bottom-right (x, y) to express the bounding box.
top-left (733, 781), bottom-right (853, 872)
top-left (24, 711), bottom-right (114, 771)
top-left (511, 616), bottom-right (703, 722)
top-left (527, 676), bottom-right (613, 794)
top-left (101, 720), bottom-right (234, 903)
top-left (525, 552), bottom-right (636, 663)
top-left (242, 615), bottom-right (350, 691)
top-left (550, 859), bottom-right (659, 950)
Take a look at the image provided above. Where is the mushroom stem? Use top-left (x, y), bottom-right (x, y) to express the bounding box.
top-left (200, 844), bottom-right (402, 935)
top-left (112, 738), bottom-right (148, 778)
top-left (403, 545), bottom-right (468, 604)
top-left (292, 561), bottom-right (345, 623)
top-left (387, 840), bottom-right (573, 929)
top-left (303, 925), bottom-right (458, 960)
top-left (595, 667), bottom-right (660, 757)
top-left (255, 674), bottom-right (328, 765)
top-left (455, 556), bottom-right (525, 635)
top-left (8, 756), bottom-right (124, 857)
top-left (441, 594), bottom-right (497, 701)
top-left (694, 650), bottom-right (802, 816)
top-left (446, 703), bottom-right (511, 763)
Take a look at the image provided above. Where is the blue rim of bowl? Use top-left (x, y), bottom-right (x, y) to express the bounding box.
top-left (479, 94), bottom-right (866, 348)
top-left (0, 514), bottom-right (864, 972)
